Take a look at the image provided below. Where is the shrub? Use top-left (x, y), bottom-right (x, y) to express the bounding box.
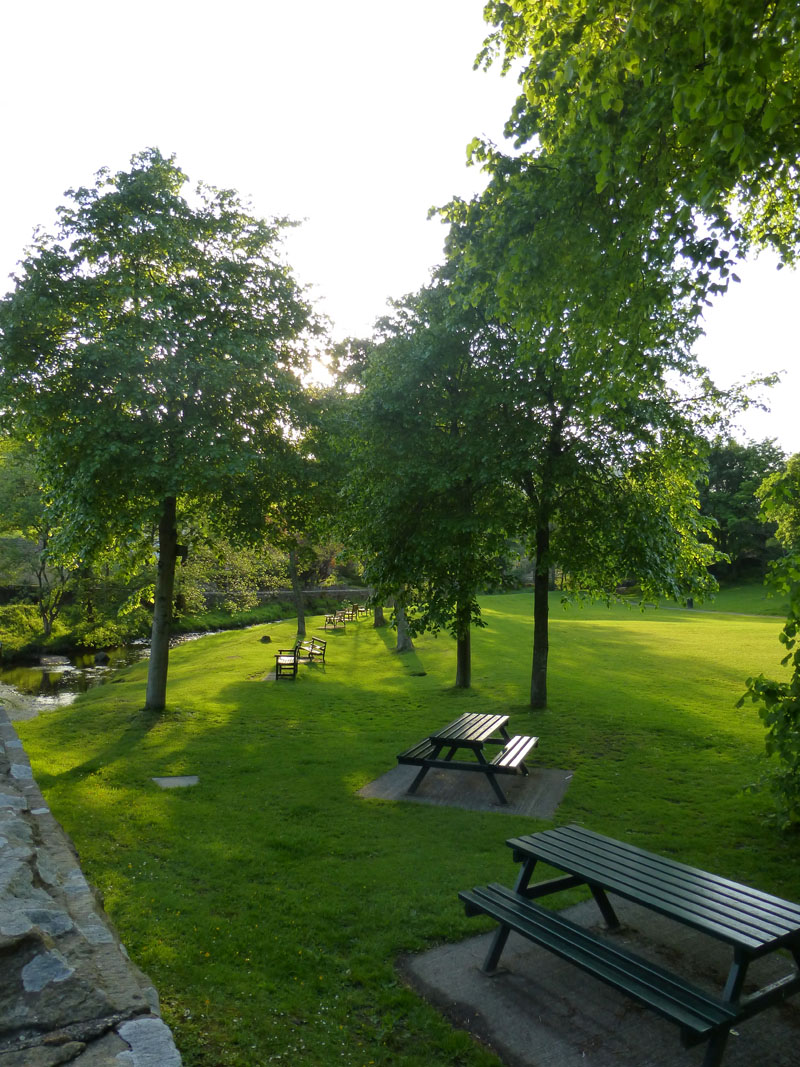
top-left (0, 603), bottom-right (44, 656)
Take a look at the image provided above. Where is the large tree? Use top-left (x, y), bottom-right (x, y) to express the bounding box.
top-left (740, 454), bottom-right (800, 826)
top-left (0, 149), bottom-right (316, 709)
top-left (440, 158), bottom-right (723, 708)
top-left (0, 439), bottom-right (73, 636)
top-left (699, 436), bottom-right (786, 580)
top-left (340, 282), bottom-right (515, 688)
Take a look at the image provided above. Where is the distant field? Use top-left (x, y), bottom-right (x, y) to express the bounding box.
top-left (693, 582), bottom-right (788, 616)
top-left (15, 591), bottom-right (798, 1067)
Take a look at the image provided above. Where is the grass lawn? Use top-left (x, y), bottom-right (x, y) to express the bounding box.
top-left (15, 591), bottom-right (800, 1066)
top-left (690, 581), bottom-right (789, 617)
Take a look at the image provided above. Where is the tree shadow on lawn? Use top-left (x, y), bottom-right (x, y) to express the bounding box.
top-left (32, 704), bottom-right (167, 789)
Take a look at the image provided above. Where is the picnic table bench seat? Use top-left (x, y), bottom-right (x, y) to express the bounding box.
top-left (274, 647), bottom-right (299, 679)
top-left (296, 636), bottom-right (326, 663)
top-left (398, 735), bottom-right (537, 774)
top-left (460, 884), bottom-right (737, 1046)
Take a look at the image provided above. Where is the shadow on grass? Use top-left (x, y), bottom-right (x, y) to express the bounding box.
top-left (33, 705), bottom-right (167, 788)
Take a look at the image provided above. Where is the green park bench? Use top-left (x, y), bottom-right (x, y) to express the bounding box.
top-left (274, 647), bottom-right (299, 679)
top-left (296, 636), bottom-right (326, 664)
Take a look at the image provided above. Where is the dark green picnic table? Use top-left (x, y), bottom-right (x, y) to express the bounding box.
top-left (397, 712), bottom-right (538, 805)
top-left (461, 825), bottom-right (800, 1066)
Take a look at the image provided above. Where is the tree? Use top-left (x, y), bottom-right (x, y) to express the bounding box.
top-left (440, 158), bottom-right (723, 707)
top-left (480, 1), bottom-right (800, 262)
top-left (739, 453), bottom-right (800, 826)
top-left (698, 436), bottom-right (786, 580)
top-left (0, 149), bottom-right (316, 709)
top-left (0, 439), bottom-right (74, 636)
top-left (339, 282), bottom-right (515, 688)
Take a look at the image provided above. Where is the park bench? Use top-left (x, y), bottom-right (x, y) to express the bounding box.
top-left (274, 647), bottom-right (299, 679)
top-left (324, 611), bottom-right (346, 631)
top-left (296, 636), bottom-right (326, 663)
top-left (397, 713), bottom-right (538, 805)
top-left (460, 825), bottom-right (800, 1067)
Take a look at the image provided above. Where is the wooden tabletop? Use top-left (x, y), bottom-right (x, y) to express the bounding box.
top-left (507, 825), bottom-right (800, 955)
top-left (429, 712), bottom-right (510, 747)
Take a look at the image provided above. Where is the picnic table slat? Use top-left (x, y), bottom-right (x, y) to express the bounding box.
top-left (514, 825), bottom-right (800, 931)
top-left (509, 826), bottom-right (800, 951)
top-left (430, 712), bottom-right (509, 746)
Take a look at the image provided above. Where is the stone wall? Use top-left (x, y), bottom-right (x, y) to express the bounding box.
top-left (0, 709), bottom-right (182, 1066)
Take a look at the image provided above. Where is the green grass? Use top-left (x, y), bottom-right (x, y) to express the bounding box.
top-left (698, 581), bottom-right (789, 616)
top-left (15, 592), bottom-right (800, 1066)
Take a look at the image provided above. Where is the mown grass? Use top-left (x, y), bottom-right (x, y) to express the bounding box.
top-left (698, 581), bottom-right (789, 616)
top-left (14, 592), bottom-right (800, 1066)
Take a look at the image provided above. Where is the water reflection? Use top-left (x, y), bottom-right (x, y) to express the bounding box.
top-left (0, 632), bottom-right (209, 710)
top-left (0, 646), bottom-right (147, 707)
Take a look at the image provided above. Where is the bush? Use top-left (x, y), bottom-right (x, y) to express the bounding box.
top-left (739, 558), bottom-right (800, 828)
top-left (0, 603), bottom-right (45, 656)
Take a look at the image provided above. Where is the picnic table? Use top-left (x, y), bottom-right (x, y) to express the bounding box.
top-left (460, 824), bottom-right (800, 1066)
top-left (397, 712), bottom-right (538, 805)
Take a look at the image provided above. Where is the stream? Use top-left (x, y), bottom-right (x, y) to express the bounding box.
top-left (0, 633), bottom-right (210, 718)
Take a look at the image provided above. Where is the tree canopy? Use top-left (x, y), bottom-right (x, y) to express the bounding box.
top-left (480, 0), bottom-right (800, 260)
top-left (699, 436), bottom-right (786, 579)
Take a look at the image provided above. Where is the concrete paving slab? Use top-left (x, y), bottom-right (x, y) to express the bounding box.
top-left (400, 897), bottom-right (800, 1066)
top-left (358, 764), bottom-right (572, 818)
top-left (151, 776), bottom-right (199, 789)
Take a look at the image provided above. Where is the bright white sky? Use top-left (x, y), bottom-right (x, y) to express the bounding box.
top-left (2, 0), bottom-right (798, 453)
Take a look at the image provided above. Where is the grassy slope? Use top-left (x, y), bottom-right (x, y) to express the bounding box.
top-left (15, 593), bottom-right (800, 1066)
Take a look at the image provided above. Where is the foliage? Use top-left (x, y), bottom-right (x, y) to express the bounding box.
top-left (0, 603), bottom-right (45, 656)
top-left (440, 158), bottom-right (724, 706)
top-left (0, 439), bottom-right (75, 635)
top-left (758, 452), bottom-right (800, 551)
top-left (698, 436), bottom-right (785, 579)
top-left (338, 281), bottom-right (517, 686)
top-left (175, 536), bottom-right (289, 616)
top-left (16, 596), bottom-right (799, 1066)
top-left (0, 149), bottom-right (317, 708)
top-left (739, 454), bottom-right (800, 826)
top-left (480, 0), bottom-right (800, 261)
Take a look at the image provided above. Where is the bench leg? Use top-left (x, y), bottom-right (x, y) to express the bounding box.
top-left (407, 765), bottom-right (431, 795)
top-left (722, 949), bottom-right (749, 1003)
top-left (701, 1029), bottom-right (731, 1067)
top-left (590, 885), bottom-right (621, 929)
top-left (485, 772), bottom-right (509, 805)
top-left (481, 923), bottom-right (512, 975)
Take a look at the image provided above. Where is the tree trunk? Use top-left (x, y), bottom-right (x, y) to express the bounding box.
top-left (145, 496), bottom-right (178, 712)
top-left (455, 622), bottom-right (471, 688)
top-left (395, 600), bottom-right (414, 653)
top-left (530, 521), bottom-right (550, 709)
top-left (289, 546), bottom-right (306, 637)
top-left (373, 601), bottom-right (386, 627)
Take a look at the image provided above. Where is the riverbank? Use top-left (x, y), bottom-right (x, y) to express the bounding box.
top-left (0, 681), bottom-right (38, 721)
